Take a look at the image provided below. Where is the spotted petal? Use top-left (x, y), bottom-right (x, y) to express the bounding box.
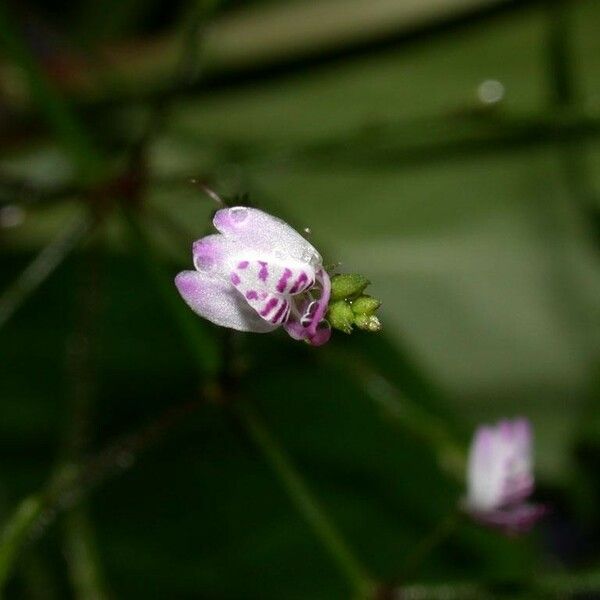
top-left (213, 206), bottom-right (322, 267)
top-left (174, 270), bottom-right (277, 333)
top-left (229, 254), bottom-right (316, 326)
top-left (193, 233), bottom-right (317, 326)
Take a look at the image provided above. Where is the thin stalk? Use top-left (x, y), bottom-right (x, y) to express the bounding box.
top-left (398, 510), bottom-right (460, 578)
top-left (63, 510), bottom-right (109, 600)
top-left (235, 401), bottom-right (376, 599)
top-left (121, 206), bottom-right (220, 377)
top-left (60, 242), bottom-right (108, 600)
top-left (0, 211), bottom-right (93, 331)
top-left (0, 496), bottom-right (44, 588)
top-left (326, 349), bottom-right (465, 482)
top-left (388, 568), bottom-right (600, 600)
top-left (0, 393), bottom-right (205, 590)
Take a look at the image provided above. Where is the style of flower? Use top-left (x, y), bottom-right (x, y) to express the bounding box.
top-left (175, 206), bottom-right (332, 346)
top-left (464, 418), bottom-right (546, 534)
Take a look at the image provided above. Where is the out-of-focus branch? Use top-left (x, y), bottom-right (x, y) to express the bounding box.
top-left (0, 2), bottom-right (105, 183)
top-left (0, 211), bottom-right (93, 331)
top-left (0, 392), bottom-right (207, 590)
top-left (61, 241), bottom-right (109, 600)
top-left (381, 569), bottom-right (600, 599)
top-left (235, 401), bottom-right (376, 598)
top-left (0, 0), bottom-right (544, 117)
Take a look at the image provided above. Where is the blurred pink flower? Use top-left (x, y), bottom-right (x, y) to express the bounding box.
top-left (464, 418), bottom-right (546, 534)
top-left (175, 206), bottom-right (331, 346)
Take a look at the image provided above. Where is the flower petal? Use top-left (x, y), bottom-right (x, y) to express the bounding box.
top-left (194, 234), bottom-right (316, 297)
top-left (470, 503), bottom-right (547, 535)
top-left (175, 270), bottom-right (278, 333)
top-left (213, 206), bottom-right (322, 266)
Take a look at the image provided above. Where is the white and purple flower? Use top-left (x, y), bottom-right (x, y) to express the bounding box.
top-left (175, 206), bottom-right (332, 346)
top-left (464, 418), bottom-right (546, 534)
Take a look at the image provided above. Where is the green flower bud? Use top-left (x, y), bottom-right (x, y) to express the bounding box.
top-left (330, 274), bottom-right (370, 301)
top-left (327, 300), bottom-right (355, 334)
top-left (354, 314), bottom-right (382, 332)
top-left (351, 295), bottom-right (381, 316)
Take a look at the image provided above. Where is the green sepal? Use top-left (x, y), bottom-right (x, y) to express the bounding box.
top-left (351, 295), bottom-right (381, 316)
top-left (327, 300), bottom-right (355, 334)
top-left (354, 314), bottom-right (382, 332)
top-left (330, 274), bottom-right (370, 301)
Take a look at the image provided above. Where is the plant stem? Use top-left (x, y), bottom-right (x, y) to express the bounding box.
top-left (61, 243), bottom-right (108, 600)
top-left (122, 206), bottom-right (220, 377)
top-left (398, 510), bottom-right (460, 578)
top-left (0, 496), bottom-right (44, 588)
top-left (235, 401), bottom-right (376, 599)
top-left (0, 211), bottom-right (93, 331)
top-left (327, 349), bottom-right (465, 482)
top-left (63, 509), bottom-right (109, 600)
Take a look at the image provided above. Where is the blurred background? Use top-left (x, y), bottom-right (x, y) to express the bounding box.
top-left (0, 0), bottom-right (599, 598)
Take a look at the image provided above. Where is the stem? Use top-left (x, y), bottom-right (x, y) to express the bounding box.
top-left (398, 510), bottom-right (460, 579)
top-left (121, 206), bottom-right (220, 377)
top-left (61, 243), bottom-right (108, 600)
top-left (235, 401), bottom-right (375, 599)
top-left (0, 496), bottom-right (44, 587)
top-left (387, 569), bottom-right (600, 599)
top-left (0, 394), bottom-right (205, 589)
top-left (63, 509), bottom-right (109, 600)
top-left (327, 349), bottom-right (466, 482)
top-left (0, 212), bottom-right (93, 331)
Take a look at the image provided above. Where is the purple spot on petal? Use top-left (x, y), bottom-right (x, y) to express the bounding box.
top-left (289, 271), bottom-right (308, 293)
top-left (276, 268), bottom-right (293, 293)
top-left (237, 260), bottom-right (249, 269)
top-left (258, 261), bottom-right (269, 282)
top-left (260, 297), bottom-right (278, 317)
top-left (246, 290), bottom-right (258, 300)
top-left (271, 301), bottom-right (289, 323)
top-left (230, 273), bottom-right (241, 285)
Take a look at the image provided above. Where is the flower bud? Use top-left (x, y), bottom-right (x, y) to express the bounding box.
top-left (327, 300), bottom-right (355, 334)
top-left (351, 295), bottom-right (381, 316)
top-left (330, 274), bottom-right (370, 301)
top-left (354, 314), bottom-right (382, 332)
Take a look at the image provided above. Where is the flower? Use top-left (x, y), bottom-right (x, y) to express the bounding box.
top-left (464, 418), bottom-right (546, 534)
top-left (175, 206), bottom-right (332, 346)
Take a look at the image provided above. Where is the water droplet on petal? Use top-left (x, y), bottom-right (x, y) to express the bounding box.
top-left (301, 247), bottom-right (321, 266)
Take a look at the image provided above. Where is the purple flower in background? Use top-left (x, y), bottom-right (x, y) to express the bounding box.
top-left (464, 418), bottom-right (546, 534)
top-left (175, 206), bottom-right (332, 346)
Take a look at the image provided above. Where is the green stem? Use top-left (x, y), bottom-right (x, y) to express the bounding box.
top-left (0, 496), bottom-right (44, 588)
top-left (61, 244), bottom-right (109, 600)
top-left (399, 510), bottom-right (460, 578)
top-left (327, 350), bottom-right (466, 482)
top-left (235, 401), bottom-right (375, 599)
top-left (121, 206), bottom-right (220, 377)
top-left (0, 212), bottom-right (93, 331)
top-left (63, 509), bottom-right (109, 600)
